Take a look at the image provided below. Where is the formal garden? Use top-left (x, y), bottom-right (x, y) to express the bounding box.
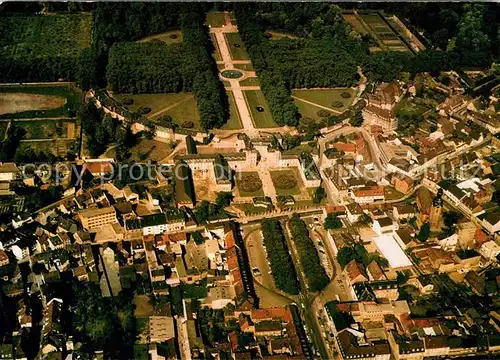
top-left (235, 172), bottom-right (264, 197)
top-left (270, 169), bottom-right (302, 196)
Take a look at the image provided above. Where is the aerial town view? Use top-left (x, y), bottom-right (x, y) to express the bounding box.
top-left (0, 1), bottom-right (499, 359)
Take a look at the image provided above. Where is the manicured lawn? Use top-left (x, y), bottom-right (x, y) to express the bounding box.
top-left (206, 11), bottom-right (226, 27)
top-left (114, 92), bottom-right (200, 129)
top-left (293, 99), bottom-right (326, 120)
top-left (137, 30), bottom-right (183, 45)
top-left (270, 169), bottom-right (302, 196)
top-left (291, 88), bottom-right (355, 112)
top-left (114, 92), bottom-right (192, 114)
top-left (222, 91), bottom-right (243, 130)
top-left (235, 172), bottom-right (265, 198)
top-left (243, 90), bottom-right (279, 128)
top-left (0, 84), bottom-right (82, 119)
top-left (159, 97), bottom-right (200, 128)
top-left (234, 63), bottom-right (254, 71)
top-left (239, 77), bottom-right (260, 86)
top-left (225, 32), bottom-right (249, 60)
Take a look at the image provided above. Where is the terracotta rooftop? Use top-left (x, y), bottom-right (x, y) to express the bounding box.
top-left (353, 186), bottom-right (385, 198)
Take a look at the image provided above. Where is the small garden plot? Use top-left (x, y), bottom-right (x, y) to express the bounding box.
top-left (206, 11), bottom-right (226, 27)
top-left (234, 63), bottom-right (254, 71)
top-left (18, 139), bottom-right (76, 158)
top-left (239, 77), bottom-right (259, 86)
top-left (221, 91), bottom-right (243, 130)
top-left (14, 119), bottom-right (74, 140)
top-left (270, 169), bottom-right (302, 196)
top-left (243, 90), bottom-right (279, 128)
top-left (224, 32), bottom-right (249, 60)
top-left (343, 14), bottom-right (369, 35)
top-left (137, 30), bottom-right (183, 45)
top-left (235, 172), bottom-right (264, 197)
top-left (0, 85), bottom-right (82, 119)
top-left (395, 97), bottom-right (433, 118)
top-left (292, 88), bottom-right (355, 111)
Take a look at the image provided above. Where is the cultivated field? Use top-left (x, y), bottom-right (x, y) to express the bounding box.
top-left (224, 32), bottom-right (249, 60)
top-left (343, 14), bottom-right (369, 35)
top-left (137, 30), bottom-right (183, 45)
top-left (222, 91), bottom-right (243, 130)
top-left (0, 85), bottom-right (82, 119)
top-left (359, 13), bottom-right (410, 52)
top-left (0, 13), bottom-right (91, 59)
top-left (243, 90), bottom-right (279, 128)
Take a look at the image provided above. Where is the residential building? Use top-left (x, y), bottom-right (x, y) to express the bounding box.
top-left (78, 206), bottom-right (118, 231)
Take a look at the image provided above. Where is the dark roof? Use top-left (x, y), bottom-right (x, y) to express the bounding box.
top-left (141, 213), bottom-right (167, 227)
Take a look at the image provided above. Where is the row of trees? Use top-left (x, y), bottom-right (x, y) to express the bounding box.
top-left (288, 215), bottom-right (329, 292)
top-left (261, 219), bottom-right (300, 295)
top-left (180, 11), bottom-right (228, 130)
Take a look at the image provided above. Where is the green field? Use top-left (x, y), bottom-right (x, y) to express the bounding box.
top-left (114, 93), bottom-right (200, 128)
top-left (0, 85), bottom-right (82, 119)
top-left (270, 169), bottom-right (302, 196)
top-left (0, 14), bottom-right (91, 59)
top-left (291, 88), bottom-right (355, 112)
top-left (137, 30), bottom-right (183, 45)
top-left (222, 91), bottom-right (243, 130)
top-left (293, 99), bottom-right (327, 120)
top-left (206, 11), bottom-right (226, 27)
top-left (235, 172), bottom-right (265, 197)
top-left (239, 77), bottom-right (260, 86)
top-left (243, 90), bottom-right (279, 128)
top-left (225, 33), bottom-right (249, 60)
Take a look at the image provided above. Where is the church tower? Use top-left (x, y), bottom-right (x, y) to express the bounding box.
top-left (429, 188), bottom-right (443, 232)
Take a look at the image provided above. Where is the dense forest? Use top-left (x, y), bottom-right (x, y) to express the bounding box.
top-left (104, 6), bottom-right (227, 129)
top-left (288, 215), bottom-right (329, 292)
top-left (107, 43), bottom-right (185, 93)
top-left (261, 219), bottom-right (300, 295)
top-left (235, 2), bottom-right (498, 123)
